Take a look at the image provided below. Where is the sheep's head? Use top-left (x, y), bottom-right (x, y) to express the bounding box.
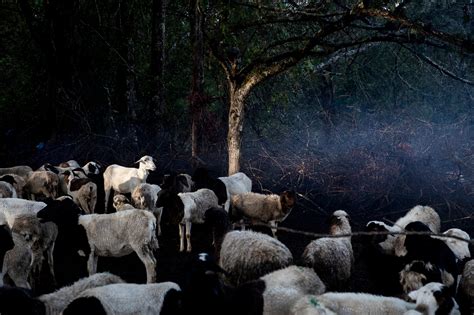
top-left (11, 215), bottom-right (41, 245)
top-left (400, 261), bottom-right (440, 295)
top-left (37, 197), bottom-right (81, 226)
top-left (364, 221), bottom-right (391, 244)
top-left (136, 155), bottom-right (156, 171)
top-left (113, 194), bottom-right (131, 210)
top-left (84, 161), bottom-right (101, 175)
top-left (329, 210), bottom-right (351, 235)
top-left (156, 189), bottom-right (184, 225)
top-left (408, 282), bottom-right (459, 315)
top-left (280, 190), bottom-right (296, 213)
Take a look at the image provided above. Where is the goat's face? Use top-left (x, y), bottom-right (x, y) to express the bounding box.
top-left (280, 190), bottom-right (296, 211)
top-left (137, 155), bottom-right (156, 171)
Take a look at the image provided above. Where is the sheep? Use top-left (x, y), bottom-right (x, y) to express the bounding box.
top-left (204, 208), bottom-right (294, 286)
top-left (64, 171), bottom-right (98, 214)
top-left (161, 172), bottom-right (194, 193)
top-left (301, 210), bottom-right (353, 291)
top-left (82, 161), bottom-right (101, 176)
top-left (192, 167), bottom-right (228, 207)
top-left (156, 188), bottom-right (219, 252)
top-left (36, 198), bottom-right (159, 283)
top-left (408, 282), bottom-right (461, 315)
top-left (0, 272), bottom-right (125, 315)
top-left (403, 221), bottom-right (459, 294)
top-left (24, 171), bottom-right (60, 200)
top-left (1, 231), bottom-right (34, 288)
top-left (181, 253), bottom-right (324, 315)
top-left (0, 181), bottom-right (17, 198)
top-left (0, 174), bottom-right (26, 198)
top-left (62, 281), bottom-right (181, 315)
top-left (216, 229), bottom-right (293, 286)
top-left (132, 183), bottom-right (162, 235)
top-left (112, 194), bottom-right (136, 211)
top-left (59, 160), bottom-right (81, 169)
top-left (218, 172), bottom-right (252, 211)
top-left (0, 166), bottom-right (33, 179)
top-left (103, 155), bottom-right (156, 212)
top-left (432, 228), bottom-right (471, 262)
top-left (230, 190), bottom-right (296, 238)
top-left (10, 214), bottom-right (58, 289)
top-left (290, 292), bottom-right (416, 315)
top-left (374, 205), bottom-right (441, 257)
top-left (458, 259), bottom-right (474, 315)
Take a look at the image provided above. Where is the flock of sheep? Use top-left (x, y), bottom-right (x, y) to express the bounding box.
top-left (0, 155), bottom-right (472, 314)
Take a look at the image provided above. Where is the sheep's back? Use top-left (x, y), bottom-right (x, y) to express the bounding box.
top-left (302, 237), bottom-right (352, 290)
top-left (231, 192), bottom-right (282, 222)
top-left (219, 230), bottom-right (293, 286)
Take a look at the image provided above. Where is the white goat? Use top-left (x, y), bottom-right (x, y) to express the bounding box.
top-left (156, 188), bottom-right (219, 252)
top-left (103, 155), bottom-right (156, 212)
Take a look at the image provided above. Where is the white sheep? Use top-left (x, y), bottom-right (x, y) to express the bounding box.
top-left (65, 172), bottom-right (98, 214)
top-left (218, 172), bottom-right (252, 211)
top-left (408, 282), bottom-right (460, 315)
top-left (0, 198), bottom-right (46, 227)
top-left (370, 205), bottom-right (440, 257)
top-left (0, 272), bottom-right (125, 315)
top-left (290, 292), bottom-right (416, 315)
top-left (59, 160), bottom-right (81, 169)
top-left (0, 181), bottom-right (17, 198)
top-left (0, 166), bottom-right (33, 179)
top-left (156, 188), bottom-right (219, 252)
top-left (432, 228), bottom-right (471, 262)
top-left (218, 230), bottom-right (293, 286)
top-left (103, 155), bottom-right (156, 212)
top-left (458, 259), bottom-right (474, 315)
top-left (230, 190), bottom-right (296, 237)
top-left (25, 171), bottom-right (60, 200)
top-left (132, 183), bottom-right (162, 234)
top-left (302, 210), bottom-right (353, 291)
top-left (37, 200), bottom-right (159, 283)
top-left (63, 281), bottom-right (181, 315)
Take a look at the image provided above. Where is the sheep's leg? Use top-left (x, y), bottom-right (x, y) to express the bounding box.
top-left (90, 197), bottom-right (97, 214)
top-left (104, 185), bottom-right (111, 213)
top-left (179, 223), bottom-right (185, 252)
top-left (186, 221), bottom-right (192, 252)
top-left (47, 244), bottom-right (56, 285)
top-left (270, 221), bottom-right (278, 239)
top-left (135, 245), bottom-right (157, 283)
top-left (78, 197), bottom-right (90, 214)
top-left (87, 249), bottom-right (98, 275)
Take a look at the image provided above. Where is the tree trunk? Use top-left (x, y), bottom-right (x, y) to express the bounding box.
top-left (227, 83), bottom-right (250, 175)
top-left (190, 0), bottom-right (204, 161)
top-left (151, 0), bottom-right (166, 117)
